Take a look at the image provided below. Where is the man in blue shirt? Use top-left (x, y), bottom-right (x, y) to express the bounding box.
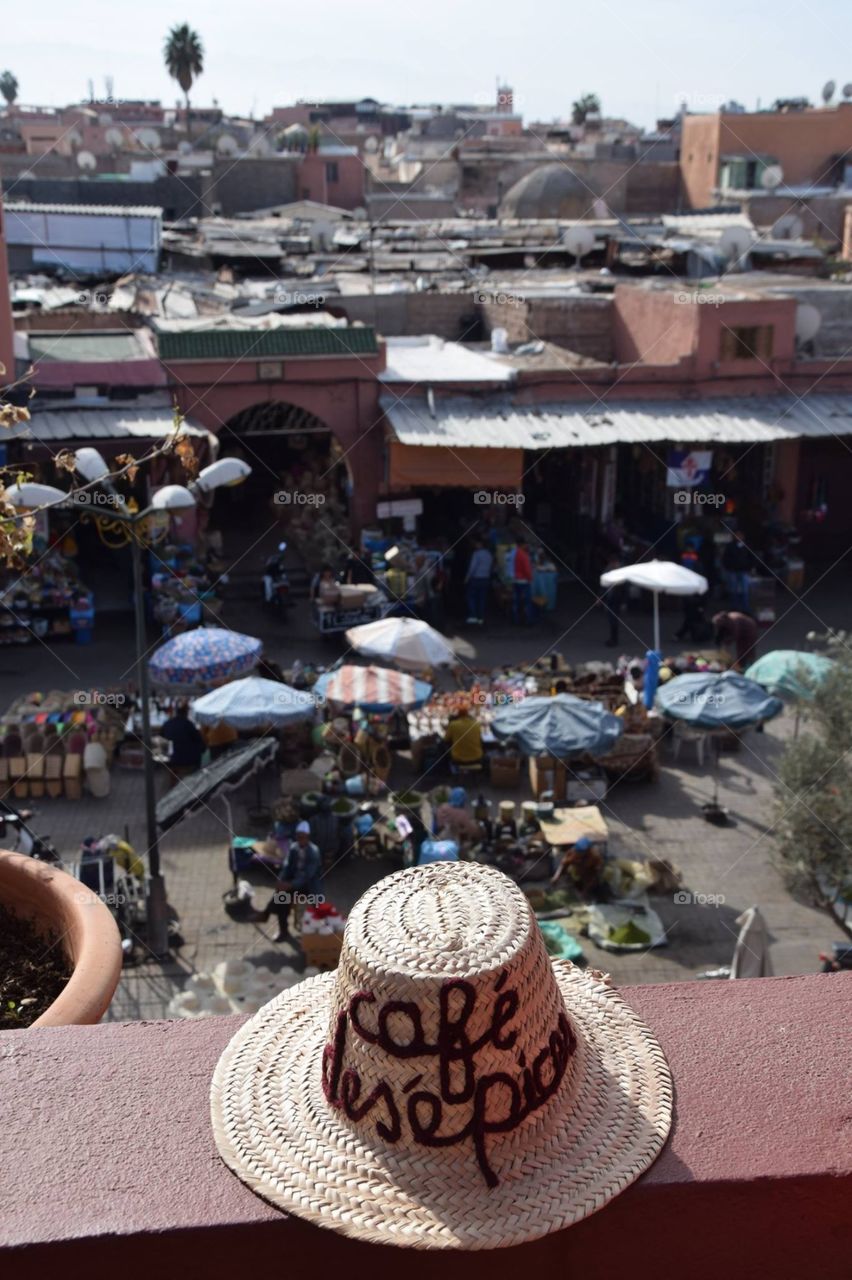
top-left (260, 821), bottom-right (323, 942)
top-left (465, 539), bottom-right (493, 625)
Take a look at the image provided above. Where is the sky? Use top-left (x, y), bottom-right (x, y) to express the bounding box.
top-left (6, 0), bottom-right (852, 129)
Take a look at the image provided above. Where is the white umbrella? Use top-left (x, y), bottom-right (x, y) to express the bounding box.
top-left (190, 676), bottom-right (316, 729)
top-left (344, 616), bottom-right (458, 669)
top-left (600, 559), bottom-right (708, 651)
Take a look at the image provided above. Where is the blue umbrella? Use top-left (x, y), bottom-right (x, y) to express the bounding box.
top-left (745, 650), bottom-right (833, 702)
top-left (492, 693), bottom-right (623, 758)
top-left (191, 676), bottom-right (316, 729)
top-left (149, 627), bottom-right (262, 691)
top-left (656, 671), bottom-right (783, 729)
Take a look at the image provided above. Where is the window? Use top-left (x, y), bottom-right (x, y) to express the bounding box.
top-left (325, 161), bottom-right (339, 183)
top-left (720, 325), bottom-right (774, 361)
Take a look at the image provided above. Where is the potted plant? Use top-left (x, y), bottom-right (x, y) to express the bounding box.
top-left (0, 850), bottom-right (122, 1028)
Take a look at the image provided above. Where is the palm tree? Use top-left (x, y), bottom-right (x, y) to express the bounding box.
top-left (0, 71), bottom-right (19, 109)
top-left (571, 93), bottom-right (601, 126)
top-left (163, 24), bottom-right (203, 142)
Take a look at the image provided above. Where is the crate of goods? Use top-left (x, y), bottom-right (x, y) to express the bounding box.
top-left (528, 755), bottom-right (566, 801)
top-left (63, 753), bottom-right (83, 800)
top-left (301, 931), bottom-right (343, 969)
top-left (597, 733), bottom-right (658, 782)
top-left (489, 751), bottom-right (521, 788)
top-left (565, 766), bottom-right (608, 803)
top-left (26, 752), bottom-right (45, 799)
top-left (9, 756), bottom-right (27, 799)
top-left (45, 753), bottom-right (63, 797)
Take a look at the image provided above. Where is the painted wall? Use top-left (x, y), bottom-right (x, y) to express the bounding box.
top-left (298, 152), bottom-right (366, 210)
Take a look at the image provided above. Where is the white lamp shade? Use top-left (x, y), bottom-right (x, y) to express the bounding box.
top-left (196, 458), bottom-right (252, 490)
top-left (151, 484), bottom-right (197, 511)
top-left (74, 447), bottom-right (110, 483)
top-left (5, 482), bottom-right (69, 508)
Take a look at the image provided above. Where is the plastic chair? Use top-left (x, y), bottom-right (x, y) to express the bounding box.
top-left (671, 721), bottom-right (707, 767)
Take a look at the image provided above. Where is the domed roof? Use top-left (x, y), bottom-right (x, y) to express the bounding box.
top-left (500, 163), bottom-right (593, 219)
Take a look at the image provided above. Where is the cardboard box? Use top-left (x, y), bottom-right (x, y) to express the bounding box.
top-left (300, 932), bottom-right (343, 969)
top-left (63, 754), bottom-right (82, 779)
top-left (45, 755), bottom-right (63, 779)
top-left (489, 754), bottom-right (522, 789)
top-left (8, 756), bottom-right (25, 781)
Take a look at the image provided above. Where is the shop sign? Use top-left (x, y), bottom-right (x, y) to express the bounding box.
top-left (376, 498), bottom-right (423, 518)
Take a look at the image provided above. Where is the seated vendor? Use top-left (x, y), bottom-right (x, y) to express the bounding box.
top-left (443, 703), bottom-right (483, 768)
top-left (550, 834), bottom-right (605, 897)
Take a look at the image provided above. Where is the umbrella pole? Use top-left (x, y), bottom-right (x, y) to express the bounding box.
top-left (794, 706), bottom-right (801, 740)
top-left (653, 592), bottom-right (661, 653)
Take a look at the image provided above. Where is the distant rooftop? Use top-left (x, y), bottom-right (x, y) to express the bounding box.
top-left (5, 201), bottom-right (163, 219)
top-left (157, 326), bottom-right (379, 361)
top-left (28, 331), bottom-right (151, 363)
top-left (381, 336), bottom-right (515, 385)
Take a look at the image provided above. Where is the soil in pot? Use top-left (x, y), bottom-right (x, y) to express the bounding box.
top-left (0, 903), bottom-right (71, 1029)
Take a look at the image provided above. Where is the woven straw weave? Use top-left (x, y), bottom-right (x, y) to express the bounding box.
top-left (211, 862), bottom-right (672, 1249)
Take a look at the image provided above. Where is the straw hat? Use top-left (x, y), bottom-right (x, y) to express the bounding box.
top-left (211, 862), bottom-right (672, 1250)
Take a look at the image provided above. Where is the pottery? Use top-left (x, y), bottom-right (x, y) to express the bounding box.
top-left (0, 850), bottom-right (122, 1028)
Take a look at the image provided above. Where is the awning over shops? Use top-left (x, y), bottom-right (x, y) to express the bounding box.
top-left (6, 404), bottom-right (216, 455)
top-left (388, 440), bottom-right (523, 490)
top-left (382, 392), bottom-right (852, 450)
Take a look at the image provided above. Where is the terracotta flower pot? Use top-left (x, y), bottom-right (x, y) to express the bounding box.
top-left (0, 850), bottom-right (122, 1028)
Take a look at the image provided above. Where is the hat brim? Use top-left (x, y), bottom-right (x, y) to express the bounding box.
top-left (211, 963), bottom-right (672, 1250)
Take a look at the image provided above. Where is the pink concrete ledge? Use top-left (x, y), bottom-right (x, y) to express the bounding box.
top-left (1, 973), bottom-right (850, 1280)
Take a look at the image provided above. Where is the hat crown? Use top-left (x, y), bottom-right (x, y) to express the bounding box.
top-left (321, 862), bottom-right (577, 1188)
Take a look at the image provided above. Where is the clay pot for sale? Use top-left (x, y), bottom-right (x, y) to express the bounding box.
top-left (0, 850), bottom-right (122, 1027)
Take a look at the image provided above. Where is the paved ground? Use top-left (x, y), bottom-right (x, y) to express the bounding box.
top-left (2, 555), bottom-right (849, 1020)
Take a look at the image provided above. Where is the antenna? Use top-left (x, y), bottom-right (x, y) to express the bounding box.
top-left (76, 150), bottom-right (97, 171)
top-left (795, 303), bottom-right (822, 344)
top-left (719, 226), bottom-right (754, 270)
top-left (105, 75), bottom-right (114, 103)
top-left (760, 164), bottom-right (784, 190)
top-left (87, 79), bottom-right (94, 104)
top-left (563, 224), bottom-right (596, 268)
top-left (772, 212), bottom-right (804, 239)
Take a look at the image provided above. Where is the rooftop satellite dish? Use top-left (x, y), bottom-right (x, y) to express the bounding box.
top-left (719, 225), bottom-right (754, 267)
top-left (97, 112), bottom-right (113, 127)
top-left (177, 140), bottom-right (192, 155)
top-left (67, 129), bottom-right (83, 149)
top-left (76, 150), bottom-right (97, 171)
top-left (216, 133), bottom-right (239, 156)
top-left (795, 303), bottom-right (822, 343)
top-left (844, 83), bottom-right (852, 100)
top-left (105, 127), bottom-right (123, 150)
top-left (563, 225), bottom-right (596, 265)
top-left (772, 212), bottom-right (804, 239)
top-left (250, 135), bottom-right (273, 156)
top-left (353, 206), bottom-right (367, 220)
top-left (364, 135), bottom-right (379, 153)
top-left (135, 127), bottom-right (161, 149)
top-left (760, 164), bottom-right (784, 190)
top-left (822, 79), bottom-right (836, 104)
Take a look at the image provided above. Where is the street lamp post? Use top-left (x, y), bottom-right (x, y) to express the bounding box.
top-left (7, 455), bottom-right (252, 960)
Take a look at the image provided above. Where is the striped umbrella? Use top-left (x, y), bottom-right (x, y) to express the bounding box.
top-left (149, 627), bottom-right (263, 691)
top-left (312, 664), bottom-right (432, 712)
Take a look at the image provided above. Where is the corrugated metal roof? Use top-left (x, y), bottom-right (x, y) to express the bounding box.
top-left (15, 408), bottom-right (209, 444)
top-left (382, 393), bottom-right (852, 449)
top-left (158, 326), bottom-right (378, 361)
top-left (5, 201), bottom-right (163, 219)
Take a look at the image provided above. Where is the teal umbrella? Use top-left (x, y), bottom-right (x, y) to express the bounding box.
top-left (745, 650), bottom-right (833, 702)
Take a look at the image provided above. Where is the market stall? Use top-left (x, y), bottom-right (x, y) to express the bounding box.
top-left (0, 547), bottom-right (93, 646)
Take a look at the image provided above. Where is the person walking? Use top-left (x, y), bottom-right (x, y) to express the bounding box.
top-left (464, 539), bottom-right (493, 624)
top-left (512, 538), bottom-right (534, 625)
top-left (260, 821), bottom-right (323, 942)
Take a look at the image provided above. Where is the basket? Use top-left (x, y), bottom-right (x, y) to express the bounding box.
top-left (489, 753), bottom-right (521, 788)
